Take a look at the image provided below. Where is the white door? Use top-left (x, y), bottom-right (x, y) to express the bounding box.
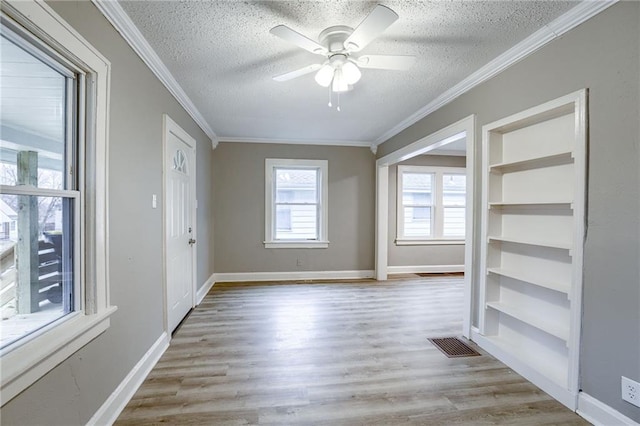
top-left (164, 116), bottom-right (196, 333)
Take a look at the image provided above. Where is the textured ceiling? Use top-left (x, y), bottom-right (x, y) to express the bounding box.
top-left (119, 0), bottom-right (578, 145)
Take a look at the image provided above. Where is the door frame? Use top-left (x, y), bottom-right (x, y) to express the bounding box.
top-left (375, 115), bottom-right (476, 338)
top-left (162, 114), bottom-right (197, 334)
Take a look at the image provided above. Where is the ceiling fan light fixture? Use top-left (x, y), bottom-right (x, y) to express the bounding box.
top-left (332, 68), bottom-right (349, 92)
top-left (314, 63), bottom-right (335, 87)
top-left (342, 60), bottom-right (362, 85)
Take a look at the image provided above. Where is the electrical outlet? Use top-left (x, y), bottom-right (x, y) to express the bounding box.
top-left (622, 376), bottom-right (640, 407)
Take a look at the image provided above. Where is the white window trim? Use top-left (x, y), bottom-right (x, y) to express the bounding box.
top-left (1, 0), bottom-right (114, 405)
top-left (396, 165), bottom-right (466, 245)
top-left (264, 158), bottom-right (329, 249)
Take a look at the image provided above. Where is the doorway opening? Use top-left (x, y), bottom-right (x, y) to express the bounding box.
top-left (375, 115), bottom-right (475, 338)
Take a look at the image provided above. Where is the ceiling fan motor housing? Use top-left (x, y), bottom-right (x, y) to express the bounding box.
top-left (318, 25), bottom-right (355, 53)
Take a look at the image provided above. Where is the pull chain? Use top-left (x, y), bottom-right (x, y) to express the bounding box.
top-left (326, 86), bottom-right (342, 112)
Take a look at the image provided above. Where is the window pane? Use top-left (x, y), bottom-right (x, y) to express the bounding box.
top-left (443, 174), bottom-right (466, 206)
top-left (402, 173), bottom-right (432, 206)
top-left (0, 194), bottom-right (74, 350)
top-left (0, 35), bottom-right (69, 189)
top-left (275, 204), bottom-right (317, 240)
top-left (444, 207), bottom-right (465, 237)
top-left (275, 205), bottom-right (291, 231)
top-left (403, 206), bottom-right (431, 237)
top-left (275, 168), bottom-right (317, 203)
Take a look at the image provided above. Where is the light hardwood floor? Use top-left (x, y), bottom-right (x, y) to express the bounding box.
top-left (116, 275), bottom-right (589, 425)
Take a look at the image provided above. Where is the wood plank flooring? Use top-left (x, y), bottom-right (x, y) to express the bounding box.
top-left (116, 276), bottom-right (589, 425)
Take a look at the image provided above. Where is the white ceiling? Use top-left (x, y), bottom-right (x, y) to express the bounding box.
top-left (118, 0), bottom-right (579, 146)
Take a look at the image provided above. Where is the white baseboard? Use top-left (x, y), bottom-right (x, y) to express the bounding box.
top-left (196, 273), bottom-right (215, 305)
top-left (213, 270), bottom-right (375, 283)
top-left (87, 332), bottom-right (170, 426)
top-left (577, 392), bottom-right (639, 426)
top-left (387, 265), bottom-right (465, 274)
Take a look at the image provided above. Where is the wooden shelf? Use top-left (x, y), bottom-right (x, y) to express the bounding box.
top-left (488, 201), bottom-right (573, 210)
top-left (488, 235), bottom-right (572, 251)
top-left (486, 301), bottom-right (570, 342)
top-left (487, 267), bottom-right (570, 295)
top-left (490, 151), bottom-right (573, 173)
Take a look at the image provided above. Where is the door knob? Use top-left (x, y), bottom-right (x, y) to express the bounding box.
top-left (188, 238), bottom-right (196, 245)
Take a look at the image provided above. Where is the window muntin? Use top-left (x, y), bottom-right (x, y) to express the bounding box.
top-left (265, 159), bottom-right (328, 248)
top-left (397, 166), bottom-right (466, 242)
top-left (0, 28), bottom-right (80, 351)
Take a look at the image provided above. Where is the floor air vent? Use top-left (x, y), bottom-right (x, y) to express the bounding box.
top-left (416, 272), bottom-right (463, 277)
top-left (428, 337), bottom-right (481, 358)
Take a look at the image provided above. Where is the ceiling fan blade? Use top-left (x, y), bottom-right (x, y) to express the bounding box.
top-left (344, 5), bottom-right (398, 52)
top-left (356, 55), bottom-right (416, 70)
top-left (273, 63), bottom-right (322, 82)
top-left (270, 25), bottom-right (327, 55)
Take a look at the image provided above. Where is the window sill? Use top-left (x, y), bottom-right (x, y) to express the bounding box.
top-left (264, 241), bottom-right (329, 249)
top-left (1, 305), bottom-right (117, 405)
top-left (395, 239), bottom-right (465, 246)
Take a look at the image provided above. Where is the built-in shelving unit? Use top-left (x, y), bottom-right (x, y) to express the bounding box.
top-left (475, 90), bottom-right (587, 410)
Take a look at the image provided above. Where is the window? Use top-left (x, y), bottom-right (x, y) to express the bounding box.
top-left (1, 20), bottom-right (77, 350)
top-left (265, 159), bottom-right (328, 248)
top-left (1, 0), bottom-right (113, 404)
top-left (397, 166), bottom-right (466, 244)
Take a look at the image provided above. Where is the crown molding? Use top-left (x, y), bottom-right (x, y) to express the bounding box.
top-left (92, 0), bottom-right (615, 149)
top-left (91, 0), bottom-right (218, 144)
top-left (218, 136), bottom-right (372, 148)
top-left (374, 0), bottom-right (618, 146)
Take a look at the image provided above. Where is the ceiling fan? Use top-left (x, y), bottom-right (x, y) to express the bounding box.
top-left (270, 4), bottom-right (415, 96)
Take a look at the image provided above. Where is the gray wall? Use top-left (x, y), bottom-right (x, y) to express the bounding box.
top-left (3, 1), bottom-right (637, 423)
top-left (379, 2), bottom-right (640, 420)
top-left (2, 1), bottom-right (214, 424)
top-left (212, 142), bottom-right (375, 273)
top-left (388, 155), bottom-right (466, 267)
